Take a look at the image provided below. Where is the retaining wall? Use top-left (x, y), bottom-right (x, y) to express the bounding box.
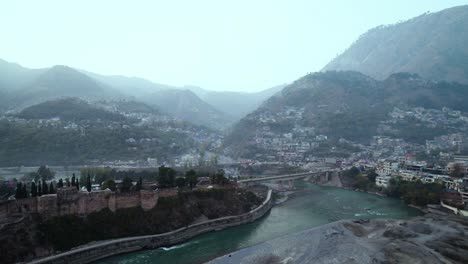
top-left (29, 189), bottom-right (273, 264)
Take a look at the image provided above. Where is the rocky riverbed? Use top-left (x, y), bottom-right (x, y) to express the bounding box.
top-left (208, 213), bottom-right (468, 264)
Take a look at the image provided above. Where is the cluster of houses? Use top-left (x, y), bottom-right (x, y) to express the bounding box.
top-left (374, 156), bottom-right (468, 192)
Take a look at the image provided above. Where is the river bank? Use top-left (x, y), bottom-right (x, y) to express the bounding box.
top-left (98, 182), bottom-right (421, 264)
top-left (209, 212), bottom-right (468, 264)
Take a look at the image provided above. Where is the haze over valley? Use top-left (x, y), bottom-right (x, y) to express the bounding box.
top-left (1, 2), bottom-right (468, 264)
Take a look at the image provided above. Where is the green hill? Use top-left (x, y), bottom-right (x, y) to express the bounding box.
top-left (225, 71), bottom-right (468, 157)
top-left (17, 98), bottom-right (125, 122)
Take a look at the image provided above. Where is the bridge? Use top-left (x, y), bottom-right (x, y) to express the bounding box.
top-left (238, 169), bottom-right (339, 190)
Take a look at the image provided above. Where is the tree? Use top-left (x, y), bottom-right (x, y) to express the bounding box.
top-left (86, 174), bottom-right (92, 192)
top-left (136, 176), bottom-right (143, 191)
top-left (42, 181), bottom-right (49, 195)
top-left (22, 172), bottom-right (40, 183)
top-left (76, 182), bottom-right (80, 191)
top-left (212, 170), bottom-right (228, 185)
top-left (15, 182), bottom-right (23, 199)
top-left (121, 176), bottom-right (133, 192)
top-left (31, 182), bottom-right (37, 197)
top-left (158, 166), bottom-right (176, 188)
top-left (49, 182), bottom-right (55, 194)
top-left (185, 169), bottom-right (198, 190)
top-left (367, 170), bottom-right (378, 183)
top-left (71, 174), bottom-right (76, 186)
top-left (57, 178), bottom-right (64, 188)
top-left (38, 181), bottom-right (42, 196)
top-left (175, 177), bottom-right (186, 189)
top-left (22, 183), bottom-right (28, 198)
top-left (66, 178), bottom-right (70, 187)
top-left (168, 168), bottom-right (176, 187)
top-left (346, 167), bottom-right (360, 178)
top-left (101, 179), bottom-right (116, 191)
top-left (81, 167), bottom-right (112, 185)
top-left (38, 165), bottom-right (55, 182)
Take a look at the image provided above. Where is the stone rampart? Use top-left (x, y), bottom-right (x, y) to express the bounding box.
top-left (0, 188), bottom-right (164, 220)
top-left (29, 189), bottom-right (273, 264)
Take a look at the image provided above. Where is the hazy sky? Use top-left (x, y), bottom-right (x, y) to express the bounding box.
top-left (1, 1), bottom-right (466, 92)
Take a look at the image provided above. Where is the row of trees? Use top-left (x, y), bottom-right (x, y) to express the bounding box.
top-left (12, 165), bottom-right (230, 199)
top-left (14, 173), bottom-right (86, 199)
top-left (15, 180), bottom-right (56, 199)
top-left (386, 177), bottom-right (444, 206)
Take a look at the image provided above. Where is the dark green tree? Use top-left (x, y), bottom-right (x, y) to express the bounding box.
top-left (367, 170), bottom-right (378, 183)
top-left (38, 181), bottom-right (42, 196)
top-left (31, 182), bottom-right (37, 197)
top-left (49, 182), bottom-right (55, 194)
top-left (136, 176), bottom-right (143, 191)
top-left (157, 166), bottom-right (176, 188)
top-left (121, 176), bottom-right (133, 192)
top-left (38, 165), bottom-right (55, 181)
top-left (57, 178), bottom-right (64, 188)
top-left (101, 179), bottom-right (116, 191)
top-left (185, 169), bottom-right (198, 190)
top-left (71, 174), bottom-right (76, 186)
top-left (175, 177), bottom-right (186, 188)
top-left (42, 181), bottom-right (49, 195)
top-left (22, 183), bottom-right (28, 198)
top-left (86, 174), bottom-right (92, 192)
top-left (15, 182), bottom-right (23, 199)
top-left (213, 170), bottom-right (228, 185)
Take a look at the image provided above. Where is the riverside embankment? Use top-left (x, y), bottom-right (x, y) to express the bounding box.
top-left (29, 190), bottom-right (273, 264)
top-left (99, 181), bottom-right (421, 264)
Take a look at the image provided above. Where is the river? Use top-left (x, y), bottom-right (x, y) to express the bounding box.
top-left (97, 181), bottom-right (421, 264)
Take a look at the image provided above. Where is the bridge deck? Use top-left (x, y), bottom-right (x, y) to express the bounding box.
top-left (239, 170), bottom-right (334, 183)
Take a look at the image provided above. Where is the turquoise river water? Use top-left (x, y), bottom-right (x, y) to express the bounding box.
top-left (97, 181), bottom-right (421, 264)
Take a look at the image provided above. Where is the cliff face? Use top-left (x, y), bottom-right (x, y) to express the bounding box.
top-left (210, 213), bottom-right (468, 264)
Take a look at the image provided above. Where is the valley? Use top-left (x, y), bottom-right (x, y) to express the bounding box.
top-left (2, 3), bottom-right (468, 264)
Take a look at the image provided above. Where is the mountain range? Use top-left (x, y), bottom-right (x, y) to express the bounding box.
top-left (225, 71), bottom-right (468, 157)
top-left (226, 5), bottom-right (468, 158)
top-left (0, 59), bottom-right (282, 129)
top-left (323, 5), bottom-right (468, 84)
top-left (2, 5), bottom-right (468, 163)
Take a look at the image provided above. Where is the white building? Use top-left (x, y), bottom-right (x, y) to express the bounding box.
top-left (376, 175), bottom-right (392, 188)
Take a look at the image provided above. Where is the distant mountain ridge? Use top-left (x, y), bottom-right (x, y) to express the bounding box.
top-left (142, 89), bottom-right (231, 130)
top-left (188, 84), bottom-right (286, 121)
top-left (323, 5), bottom-right (468, 84)
top-left (17, 98), bottom-right (125, 122)
top-left (0, 59), bottom-right (285, 129)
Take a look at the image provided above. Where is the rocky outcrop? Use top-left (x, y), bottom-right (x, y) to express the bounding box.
top-left (209, 213), bottom-right (468, 264)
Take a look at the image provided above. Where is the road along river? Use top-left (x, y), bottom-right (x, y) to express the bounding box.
top-left (97, 181), bottom-right (421, 264)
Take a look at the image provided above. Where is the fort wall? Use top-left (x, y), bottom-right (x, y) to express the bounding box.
top-left (0, 188), bottom-right (162, 220)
